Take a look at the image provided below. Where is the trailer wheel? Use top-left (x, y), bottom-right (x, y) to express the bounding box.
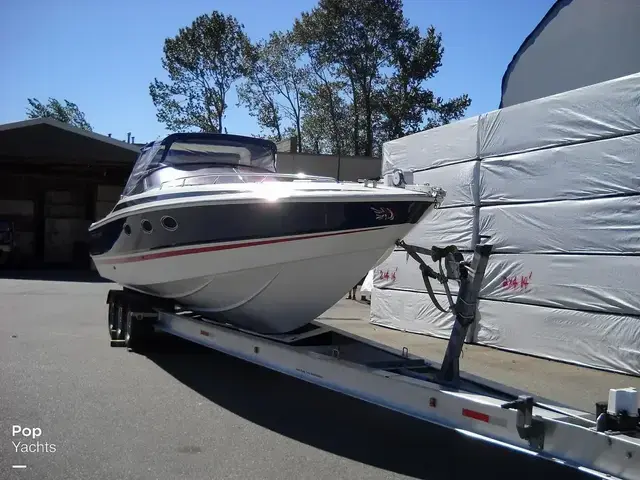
top-left (115, 302), bottom-right (127, 341)
top-left (107, 301), bottom-right (117, 340)
top-left (125, 312), bottom-right (154, 352)
top-left (108, 301), bottom-right (129, 348)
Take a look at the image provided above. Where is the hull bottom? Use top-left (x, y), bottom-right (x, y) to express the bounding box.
top-left (127, 246), bottom-right (390, 334)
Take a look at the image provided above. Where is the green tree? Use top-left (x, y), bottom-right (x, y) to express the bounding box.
top-left (236, 40), bottom-right (283, 141)
top-left (294, 0), bottom-right (404, 156)
top-left (293, 28), bottom-right (355, 156)
top-left (149, 12), bottom-right (249, 133)
top-left (26, 97), bottom-right (92, 131)
top-left (237, 31), bottom-right (308, 150)
top-left (375, 25), bottom-right (470, 150)
top-left (300, 82), bottom-right (349, 155)
top-left (294, 0), bottom-right (470, 156)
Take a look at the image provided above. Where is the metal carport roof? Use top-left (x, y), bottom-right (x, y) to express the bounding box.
top-left (0, 117), bottom-right (141, 166)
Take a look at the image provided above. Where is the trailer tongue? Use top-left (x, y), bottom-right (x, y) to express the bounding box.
top-left (105, 239), bottom-right (640, 480)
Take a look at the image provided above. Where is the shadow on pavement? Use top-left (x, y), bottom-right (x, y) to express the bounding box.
top-left (144, 334), bottom-right (593, 480)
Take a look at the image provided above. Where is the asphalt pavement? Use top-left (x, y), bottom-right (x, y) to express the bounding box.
top-left (0, 273), bottom-right (598, 479)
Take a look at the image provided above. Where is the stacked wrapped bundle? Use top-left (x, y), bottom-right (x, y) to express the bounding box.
top-left (475, 73), bottom-right (640, 375)
top-left (371, 72), bottom-right (640, 375)
top-left (372, 117), bottom-right (480, 339)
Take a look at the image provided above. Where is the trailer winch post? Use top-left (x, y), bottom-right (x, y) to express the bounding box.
top-left (438, 243), bottom-right (492, 385)
top-left (395, 239), bottom-right (493, 386)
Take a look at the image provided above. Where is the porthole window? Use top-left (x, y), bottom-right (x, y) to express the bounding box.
top-left (161, 215), bottom-right (178, 231)
top-left (141, 219), bottom-right (153, 234)
top-left (123, 223), bottom-right (132, 236)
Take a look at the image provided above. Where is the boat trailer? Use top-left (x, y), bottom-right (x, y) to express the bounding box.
top-left (104, 240), bottom-right (640, 480)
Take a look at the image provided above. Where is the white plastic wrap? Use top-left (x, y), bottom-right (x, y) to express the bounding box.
top-left (478, 72), bottom-right (640, 158)
top-left (382, 116), bottom-right (479, 175)
top-left (376, 72), bottom-right (640, 376)
top-left (479, 133), bottom-right (640, 204)
top-left (476, 299), bottom-right (640, 376)
top-left (481, 254), bottom-right (640, 316)
top-left (479, 195), bottom-right (640, 254)
top-left (373, 250), bottom-right (475, 295)
top-left (370, 287), bottom-right (455, 339)
top-left (413, 160), bottom-right (479, 208)
top-left (360, 269), bottom-right (374, 296)
top-left (404, 206), bottom-right (476, 252)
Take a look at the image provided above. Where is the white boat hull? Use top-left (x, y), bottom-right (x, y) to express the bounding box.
top-left (94, 224), bottom-right (411, 333)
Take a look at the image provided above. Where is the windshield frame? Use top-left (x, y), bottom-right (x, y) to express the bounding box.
top-left (122, 133), bottom-right (278, 198)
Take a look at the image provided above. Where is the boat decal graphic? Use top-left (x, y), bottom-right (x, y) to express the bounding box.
top-left (371, 207), bottom-right (395, 221)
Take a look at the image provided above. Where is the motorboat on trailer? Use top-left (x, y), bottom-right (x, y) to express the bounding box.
top-left (88, 132), bottom-right (444, 334)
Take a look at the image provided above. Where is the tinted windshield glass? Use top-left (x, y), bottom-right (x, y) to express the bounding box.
top-left (165, 141), bottom-right (274, 170)
top-left (122, 135), bottom-right (276, 197)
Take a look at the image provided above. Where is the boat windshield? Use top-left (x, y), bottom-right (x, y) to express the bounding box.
top-left (122, 133), bottom-right (277, 197)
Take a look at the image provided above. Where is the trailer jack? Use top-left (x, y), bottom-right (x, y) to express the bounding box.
top-left (501, 396), bottom-right (546, 450)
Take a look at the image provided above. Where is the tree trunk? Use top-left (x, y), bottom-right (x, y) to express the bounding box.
top-left (364, 89), bottom-right (373, 157)
top-left (349, 78), bottom-right (360, 156)
top-left (296, 116), bottom-right (302, 153)
top-left (325, 86), bottom-right (341, 156)
top-left (273, 104), bottom-right (282, 141)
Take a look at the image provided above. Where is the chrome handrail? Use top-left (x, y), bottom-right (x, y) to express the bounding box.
top-left (159, 172), bottom-right (337, 189)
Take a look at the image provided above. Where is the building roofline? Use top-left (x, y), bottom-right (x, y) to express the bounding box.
top-left (0, 117), bottom-right (141, 153)
top-left (499, 0), bottom-right (570, 109)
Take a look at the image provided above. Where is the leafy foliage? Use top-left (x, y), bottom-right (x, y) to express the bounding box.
top-left (26, 98), bottom-right (92, 131)
top-left (374, 24), bottom-right (471, 151)
top-left (294, 0), bottom-right (470, 156)
top-left (237, 31), bottom-right (308, 150)
top-left (150, 1), bottom-right (471, 156)
top-left (300, 78), bottom-right (352, 155)
top-left (149, 11), bottom-right (249, 133)
top-left (294, 0), bottom-right (406, 156)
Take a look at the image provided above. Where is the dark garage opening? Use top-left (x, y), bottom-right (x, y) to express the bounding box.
top-left (0, 118), bottom-right (140, 269)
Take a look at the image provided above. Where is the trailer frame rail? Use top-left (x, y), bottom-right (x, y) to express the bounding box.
top-left (104, 240), bottom-right (640, 480)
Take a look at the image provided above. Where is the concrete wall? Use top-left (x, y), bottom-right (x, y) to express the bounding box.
top-left (277, 152), bottom-right (382, 181)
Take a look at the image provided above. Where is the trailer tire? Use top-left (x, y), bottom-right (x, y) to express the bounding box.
top-left (115, 302), bottom-right (127, 341)
top-left (107, 301), bottom-right (117, 340)
top-left (107, 300), bottom-right (128, 348)
top-left (125, 312), bottom-right (154, 352)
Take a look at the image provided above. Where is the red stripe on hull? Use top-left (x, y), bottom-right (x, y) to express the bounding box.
top-left (93, 226), bottom-right (386, 265)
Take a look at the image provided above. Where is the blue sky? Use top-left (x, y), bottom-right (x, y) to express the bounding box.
top-left (0, 0), bottom-right (554, 144)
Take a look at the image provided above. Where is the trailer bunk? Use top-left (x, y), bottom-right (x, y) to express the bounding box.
top-left (104, 240), bottom-right (640, 480)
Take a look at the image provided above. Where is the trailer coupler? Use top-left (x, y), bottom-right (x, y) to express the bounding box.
top-left (501, 396), bottom-right (546, 450)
